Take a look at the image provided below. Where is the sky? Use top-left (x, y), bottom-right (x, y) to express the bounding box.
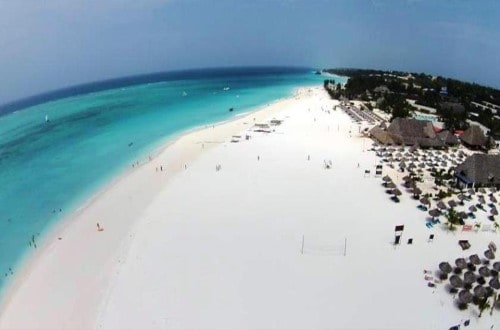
top-left (1, 0), bottom-right (500, 103)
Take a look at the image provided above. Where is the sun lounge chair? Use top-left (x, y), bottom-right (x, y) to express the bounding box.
top-left (462, 224), bottom-right (473, 232)
top-left (426, 222), bottom-right (434, 229)
top-left (482, 224), bottom-right (492, 232)
top-left (417, 205), bottom-right (428, 211)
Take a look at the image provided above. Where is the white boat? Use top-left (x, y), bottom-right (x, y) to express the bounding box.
top-left (223, 87), bottom-right (230, 91)
top-left (182, 91), bottom-right (188, 96)
top-left (45, 115), bottom-right (49, 123)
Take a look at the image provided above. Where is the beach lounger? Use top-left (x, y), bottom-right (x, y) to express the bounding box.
top-left (482, 224), bottom-right (492, 232)
top-left (462, 224), bottom-right (473, 232)
top-left (426, 222), bottom-right (433, 228)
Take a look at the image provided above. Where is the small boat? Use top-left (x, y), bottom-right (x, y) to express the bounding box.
top-left (182, 91), bottom-right (188, 96)
top-left (223, 87), bottom-right (230, 91)
top-left (229, 107), bottom-right (234, 112)
top-left (45, 115), bottom-right (50, 123)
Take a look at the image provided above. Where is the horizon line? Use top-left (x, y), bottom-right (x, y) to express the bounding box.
top-left (0, 65), bottom-right (315, 115)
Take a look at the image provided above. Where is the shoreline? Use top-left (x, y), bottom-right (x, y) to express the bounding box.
top-left (2, 85), bottom-right (497, 329)
top-left (0, 90), bottom-right (296, 297)
top-left (0, 85), bottom-right (312, 329)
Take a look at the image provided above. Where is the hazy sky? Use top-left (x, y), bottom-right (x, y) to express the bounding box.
top-left (1, 0), bottom-right (499, 103)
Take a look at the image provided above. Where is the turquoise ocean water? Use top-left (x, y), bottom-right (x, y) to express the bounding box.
top-left (0, 68), bottom-right (345, 291)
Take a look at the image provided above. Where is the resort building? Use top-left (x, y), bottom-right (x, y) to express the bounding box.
top-left (455, 154), bottom-right (500, 188)
top-left (437, 130), bottom-right (459, 146)
top-left (471, 101), bottom-right (500, 115)
top-left (370, 117), bottom-right (446, 148)
top-left (385, 118), bottom-right (444, 147)
top-left (459, 125), bottom-right (488, 149)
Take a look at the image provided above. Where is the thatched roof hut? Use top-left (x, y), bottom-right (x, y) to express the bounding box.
top-left (455, 154), bottom-right (500, 188)
top-left (437, 130), bottom-right (459, 146)
top-left (369, 126), bottom-right (395, 145)
top-left (459, 125), bottom-right (487, 148)
top-left (386, 118), bottom-right (444, 148)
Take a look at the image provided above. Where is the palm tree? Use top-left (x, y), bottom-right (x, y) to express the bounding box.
top-left (445, 207), bottom-right (462, 231)
top-left (478, 297), bottom-right (490, 318)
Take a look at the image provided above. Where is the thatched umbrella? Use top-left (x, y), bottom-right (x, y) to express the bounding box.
top-left (439, 262), bottom-right (453, 274)
top-left (490, 195), bottom-right (498, 203)
top-left (490, 277), bottom-right (500, 290)
top-left (458, 211), bottom-right (468, 220)
top-left (437, 201), bottom-right (447, 210)
top-left (468, 188), bottom-right (475, 196)
top-left (448, 200), bottom-right (458, 208)
top-left (469, 205), bottom-right (477, 212)
top-left (491, 187), bottom-right (498, 194)
top-left (493, 262), bottom-right (500, 272)
top-left (479, 266), bottom-right (491, 278)
top-left (386, 182), bottom-right (397, 189)
top-left (490, 242), bottom-right (497, 252)
top-left (469, 254), bottom-right (481, 265)
top-left (484, 249), bottom-right (495, 260)
top-left (382, 175), bottom-right (392, 186)
top-left (491, 208), bottom-right (498, 216)
top-left (456, 258), bottom-right (467, 269)
top-left (402, 175), bottom-right (411, 182)
top-left (478, 196), bottom-right (486, 204)
top-left (464, 271), bottom-right (477, 284)
top-left (429, 209), bottom-right (441, 218)
top-left (420, 197), bottom-right (430, 206)
top-left (392, 188), bottom-right (402, 196)
top-left (479, 188), bottom-right (487, 194)
top-left (450, 275), bottom-right (464, 288)
top-left (458, 290), bottom-right (474, 303)
top-left (457, 194), bottom-right (466, 202)
top-left (474, 285), bottom-right (488, 298)
top-left (412, 187), bottom-right (422, 198)
top-left (399, 161), bottom-right (406, 169)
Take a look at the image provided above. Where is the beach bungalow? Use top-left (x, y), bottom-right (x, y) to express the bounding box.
top-left (459, 125), bottom-right (487, 149)
top-left (369, 126), bottom-right (395, 145)
top-left (455, 154), bottom-right (500, 188)
top-left (385, 118), bottom-right (444, 148)
top-left (437, 130), bottom-right (459, 146)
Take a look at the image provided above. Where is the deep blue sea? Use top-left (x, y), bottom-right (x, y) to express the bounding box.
top-left (0, 67), bottom-right (345, 290)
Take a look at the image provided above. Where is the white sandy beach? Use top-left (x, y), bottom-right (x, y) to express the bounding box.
top-left (0, 87), bottom-right (499, 330)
